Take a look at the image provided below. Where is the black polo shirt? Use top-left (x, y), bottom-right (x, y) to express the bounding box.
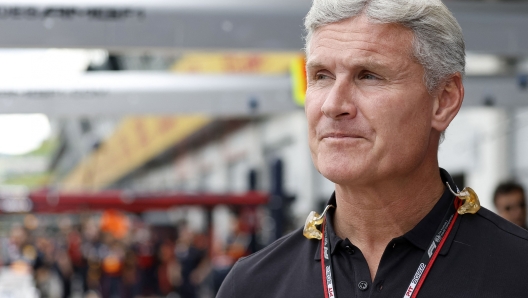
top-left (217, 169), bottom-right (528, 297)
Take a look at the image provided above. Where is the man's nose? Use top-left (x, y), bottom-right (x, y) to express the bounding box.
top-left (320, 79), bottom-right (357, 119)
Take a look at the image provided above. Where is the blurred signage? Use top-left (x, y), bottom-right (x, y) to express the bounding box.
top-left (0, 6), bottom-right (144, 20)
top-left (62, 115), bottom-right (211, 191)
top-left (172, 52), bottom-right (304, 74)
top-left (172, 52), bottom-right (307, 106)
top-left (290, 56), bottom-right (307, 106)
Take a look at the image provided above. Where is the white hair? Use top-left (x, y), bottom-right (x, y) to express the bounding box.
top-left (304, 0), bottom-right (465, 93)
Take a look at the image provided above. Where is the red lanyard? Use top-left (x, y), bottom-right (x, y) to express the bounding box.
top-left (321, 220), bottom-right (336, 298)
top-left (320, 197), bottom-right (462, 298)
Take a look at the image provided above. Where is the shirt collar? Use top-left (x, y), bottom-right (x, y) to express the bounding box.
top-left (403, 168), bottom-right (461, 255)
top-left (314, 168), bottom-right (461, 261)
top-left (314, 193), bottom-right (339, 261)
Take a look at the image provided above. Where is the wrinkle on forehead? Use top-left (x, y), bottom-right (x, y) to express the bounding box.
top-left (309, 20), bottom-right (417, 75)
top-left (308, 14), bottom-right (414, 59)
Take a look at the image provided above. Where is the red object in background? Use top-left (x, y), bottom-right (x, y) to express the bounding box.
top-left (136, 250), bottom-right (154, 269)
top-left (67, 231), bottom-right (84, 268)
top-left (28, 190), bottom-right (268, 213)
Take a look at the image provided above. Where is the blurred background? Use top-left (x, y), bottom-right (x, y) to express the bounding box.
top-left (0, 0), bottom-right (528, 297)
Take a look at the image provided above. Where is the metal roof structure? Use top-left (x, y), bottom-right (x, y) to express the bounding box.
top-left (0, 1), bottom-right (527, 56)
top-left (0, 72), bottom-right (298, 116)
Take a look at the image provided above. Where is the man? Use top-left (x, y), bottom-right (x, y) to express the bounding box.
top-left (493, 182), bottom-right (527, 229)
top-left (217, 0), bottom-right (528, 297)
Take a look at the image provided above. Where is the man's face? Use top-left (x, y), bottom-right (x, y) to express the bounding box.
top-left (495, 191), bottom-right (526, 227)
top-left (305, 15), bottom-right (438, 186)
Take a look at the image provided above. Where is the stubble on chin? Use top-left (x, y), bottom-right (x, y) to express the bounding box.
top-left (313, 148), bottom-right (372, 185)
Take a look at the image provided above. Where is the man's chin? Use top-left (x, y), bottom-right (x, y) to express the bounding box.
top-left (318, 166), bottom-right (369, 185)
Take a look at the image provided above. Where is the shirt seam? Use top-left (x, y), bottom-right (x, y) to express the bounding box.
top-left (475, 209), bottom-right (528, 241)
top-left (236, 233), bottom-right (292, 264)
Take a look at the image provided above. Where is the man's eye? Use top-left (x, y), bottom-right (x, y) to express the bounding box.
top-left (359, 71), bottom-right (380, 80)
top-left (361, 73), bottom-right (378, 80)
top-left (315, 71), bottom-right (333, 81)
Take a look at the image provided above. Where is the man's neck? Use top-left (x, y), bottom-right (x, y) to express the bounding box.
top-left (332, 166), bottom-right (445, 280)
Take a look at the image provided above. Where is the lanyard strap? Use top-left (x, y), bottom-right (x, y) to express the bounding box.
top-left (404, 196), bottom-right (462, 297)
top-left (321, 220), bottom-right (336, 298)
top-left (320, 197), bottom-right (462, 298)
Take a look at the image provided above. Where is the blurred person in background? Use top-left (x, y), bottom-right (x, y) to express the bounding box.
top-left (33, 233), bottom-right (54, 296)
top-left (121, 247), bottom-right (139, 298)
top-left (173, 220), bottom-right (209, 298)
top-left (54, 248), bottom-right (74, 298)
top-left (493, 182), bottom-right (527, 229)
top-left (84, 289), bottom-right (102, 298)
top-left (157, 239), bottom-right (181, 296)
top-left (131, 222), bottom-right (158, 296)
top-left (100, 233), bottom-right (125, 298)
top-left (209, 211), bottom-right (254, 295)
top-left (4, 223), bottom-right (65, 298)
top-left (1, 224), bottom-right (32, 268)
top-left (98, 209), bottom-right (129, 298)
top-left (56, 216), bottom-right (79, 298)
top-left (81, 217), bottom-right (104, 295)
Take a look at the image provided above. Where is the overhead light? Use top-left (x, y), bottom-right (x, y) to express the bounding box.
top-left (0, 48), bottom-right (108, 79)
top-left (0, 114), bottom-right (51, 155)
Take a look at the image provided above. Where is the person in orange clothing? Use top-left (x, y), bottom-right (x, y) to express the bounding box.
top-left (100, 233), bottom-right (124, 298)
top-left (100, 209), bottom-right (130, 240)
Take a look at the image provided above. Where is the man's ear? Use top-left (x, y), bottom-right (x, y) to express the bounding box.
top-left (431, 73), bottom-right (464, 132)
